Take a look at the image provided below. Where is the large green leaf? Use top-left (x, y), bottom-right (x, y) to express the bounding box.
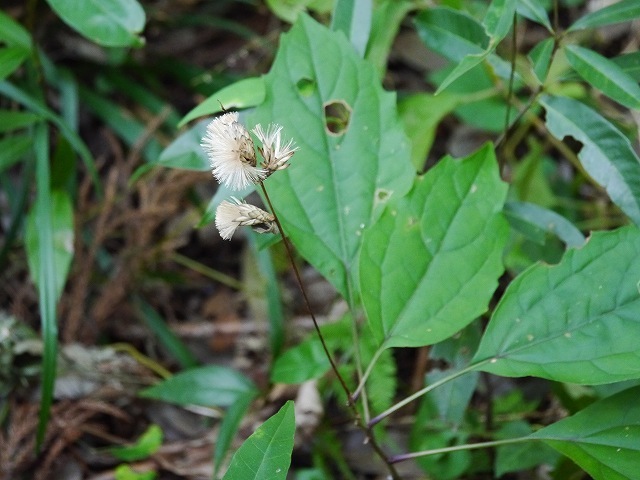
top-left (565, 45), bottom-right (640, 110)
top-left (530, 386), bottom-right (640, 480)
top-left (473, 226), bottom-right (640, 384)
top-left (222, 401), bottom-right (295, 480)
top-left (483, 0), bottom-right (517, 41)
top-left (140, 366), bottom-right (258, 407)
top-left (45, 0), bottom-right (145, 47)
top-left (360, 144), bottom-right (508, 349)
top-left (249, 14), bottom-right (414, 299)
top-left (540, 94), bottom-right (640, 227)
top-left (569, 0), bottom-right (640, 31)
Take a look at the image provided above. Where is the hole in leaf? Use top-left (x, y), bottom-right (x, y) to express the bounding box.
top-left (324, 100), bottom-right (351, 135)
top-left (296, 78), bottom-right (316, 97)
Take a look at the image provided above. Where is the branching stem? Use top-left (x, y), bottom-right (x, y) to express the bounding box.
top-left (260, 183), bottom-right (402, 480)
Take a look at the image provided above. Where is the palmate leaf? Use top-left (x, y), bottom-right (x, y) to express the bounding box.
top-left (249, 14), bottom-right (414, 299)
top-left (360, 144), bottom-right (508, 349)
top-left (540, 95), bottom-right (640, 227)
top-left (473, 226), bottom-right (640, 384)
top-left (530, 386), bottom-right (640, 480)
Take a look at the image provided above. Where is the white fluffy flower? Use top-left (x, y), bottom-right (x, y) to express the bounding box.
top-left (253, 123), bottom-right (298, 173)
top-left (202, 112), bottom-right (266, 190)
top-left (215, 197), bottom-right (278, 240)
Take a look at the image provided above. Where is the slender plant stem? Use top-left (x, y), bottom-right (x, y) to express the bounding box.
top-left (259, 183), bottom-right (402, 479)
top-left (172, 252), bottom-right (244, 290)
top-left (369, 361), bottom-right (486, 427)
top-left (352, 345), bottom-right (385, 400)
top-left (390, 436), bottom-right (533, 464)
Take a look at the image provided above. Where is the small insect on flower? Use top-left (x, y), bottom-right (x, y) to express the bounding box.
top-left (253, 123), bottom-right (299, 174)
top-left (201, 112), bottom-right (266, 190)
top-left (215, 197), bottom-right (278, 240)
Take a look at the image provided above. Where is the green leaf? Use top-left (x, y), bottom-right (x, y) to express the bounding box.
top-left (222, 401), bottom-right (295, 480)
top-left (0, 135), bottom-right (32, 173)
top-left (495, 421), bottom-right (559, 476)
top-left (179, 77), bottom-right (266, 128)
top-left (483, 0), bottom-right (517, 41)
top-left (213, 395), bottom-right (254, 479)
top-left (140, 366), bottom-right (258, 407)
top-left (473, 226), bottom-right (640, 384)
top-left (249, 14), bottom-right (414, 299)
top-left (517, 0), bottom-right (552, 31)
top-left (398, 92), bottom-right (459, 170)
top-left (32, 123), bottom-right (58, 449)
top-left (503, 201), bottom-right (585, 248)
top-left (529, 37), bottom-right (555, 83)
top-left (156, 120), bottom-right (209, 171)
top-left (271, 317), bottom-right (351, 384)
top-left (415, 8), bottom-right (489, 62)
top-left (110, 424), bottom-right (163, 461)
top-left (565, 45), bottom-right (640, 110)
top-left (134, 296), bottom-right (198, 369)
top-left (0, 46), bottom-right (30, 81)
top-left (360, 144), bottom-right (509, 349)
top-left (611, 51), bottom-right (640, 82)
top-left (115, 465), bottom-right (157, 480)
top-left (0, 81), bottom-right (100, 193)
top-left (45, 0), bottom-right (145, 47)
top-left (0, 10), bottom-right (32, 48)
top-left (26, 190), bottom-right (74, 301)
top-left (331, 0), bottom-right (372, 57)
top-left (365, 0), bottom-right (413, 78)
top-left (530, 386), bottom-right (640, 480)
top-left (569, 0), bottom-right (640, 31)
top-left (539, 95), bottom-right (640, 226)
top-left (0, 110), bottom-right (42, 132)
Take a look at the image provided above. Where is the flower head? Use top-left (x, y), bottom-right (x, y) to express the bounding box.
top-left (215, 197), bottom-right (278, 240)
top-left (253, 123), bottom-right (298, 174)
top-left (202, 112), bottom-right (266, 190)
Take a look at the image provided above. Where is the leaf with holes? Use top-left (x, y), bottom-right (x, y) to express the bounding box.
top-left (249, 14), bottom-right (414, 299)
top-left (360, 144), bottom-right (508, 349)
top-left (473, 226), bottom-right (640, 384)
top-left (540, 95), bottom-right (640, 226)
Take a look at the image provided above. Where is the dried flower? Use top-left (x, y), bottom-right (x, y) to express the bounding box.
top-left (202, 112), bottom-right (266, 190)
top-left (253, 123), bottom-right (298, 174)
top-left (215, 197), bottom-right (278, 240)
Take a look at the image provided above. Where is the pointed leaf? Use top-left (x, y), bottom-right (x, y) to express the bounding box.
top-left (0, 10), bottom-right (32, 48)
top-left (483, 0), bottom-right (517, 41)
top-left (213, 395), bottom-right (254, 478)
top-left (45, 0), bottom-right (145, 47)
top-left (569, 0), bottom-right (640, 31)
top-left (503, 201), bottom-right (585, 248)
top-left (249, 15), bottom-right (414, 298)
top-left (360, 144), bottom-right (509, 349)
top-left (530, 386), bottom-right (640, 480)
top-left (517, 0), bottom-right (552, 31)
top-left (331, 0), bottom-right (372, 57)
top-left (540, 94), bottom-right (640, 226)
top-left (222, 401), bottom-right (295, 480)
top-left (565, 45), bottom-right (640, 110)
top-left (529, 37), bottom-right (554, 83)
top-left (179, 77), bottom-right (266, 128)
top-left (473, 226), bottom-right (640, 384)
top-left (0, 46), bottom-right (30, 80)
top-left (140, 366), bottom-right (258, 407)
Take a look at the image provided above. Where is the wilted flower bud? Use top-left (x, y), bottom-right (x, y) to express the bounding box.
top-left (215, 197), bottom-right (278, 240)
top-left (253, 123), bottom-right (298, 174)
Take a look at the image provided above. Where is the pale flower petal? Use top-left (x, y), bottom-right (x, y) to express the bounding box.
top-left (253, 123), bottom-right (299, 173)
top-left (202, 112), bottom-right (266, 190)
top-left (215, 197), bottom-right (278, 240)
